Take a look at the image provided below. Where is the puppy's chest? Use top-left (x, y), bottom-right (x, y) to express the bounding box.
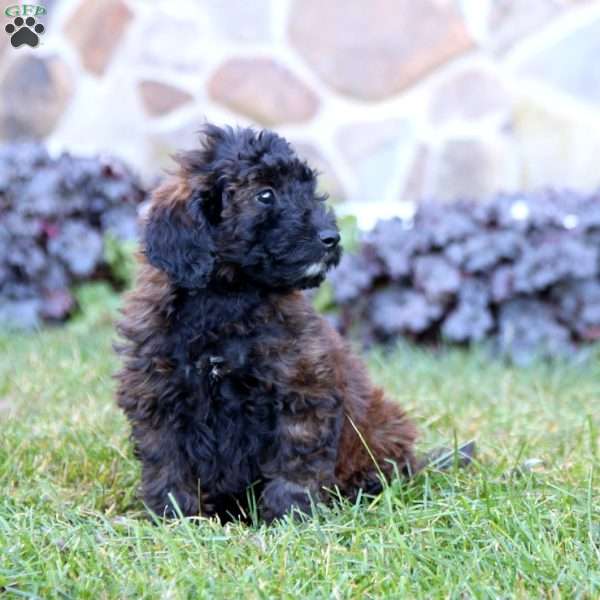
top-left (176, 290), bottom-right (293, 390)
top-left (187, 333), bottom-right (284, 495)
top-left (193, 327), bottom-right (286, 402)
top-left (174, 288), bottom-right (304, 419)
top-left (175, 295), bottom-right (288, 482)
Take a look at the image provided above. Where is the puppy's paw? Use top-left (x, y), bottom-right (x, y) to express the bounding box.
top-left (260, 478), bottom-right (314, 523)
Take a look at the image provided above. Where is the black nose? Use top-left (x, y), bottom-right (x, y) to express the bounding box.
top-left (319, 229), bottom-right (340, 248)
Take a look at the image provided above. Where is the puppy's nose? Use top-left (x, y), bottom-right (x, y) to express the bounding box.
top-left (319, 229), bottom-right (341, 248)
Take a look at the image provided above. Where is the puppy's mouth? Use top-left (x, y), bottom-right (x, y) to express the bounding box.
top-left (303, 251), bottom-right (339, 279)
top-left (304, 262), bottom-right (327, 278)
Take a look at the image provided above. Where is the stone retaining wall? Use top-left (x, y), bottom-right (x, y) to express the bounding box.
top-left (2, 0), bottom-right (600, 224)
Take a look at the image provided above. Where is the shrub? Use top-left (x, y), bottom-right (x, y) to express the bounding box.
top-left (327, 190), bottom-right (600, 364)
top-left (0, 142), bottom-right (145, 329)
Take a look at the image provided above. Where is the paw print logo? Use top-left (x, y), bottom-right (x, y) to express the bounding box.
top-left (5, 16), bottom-right (45, 48)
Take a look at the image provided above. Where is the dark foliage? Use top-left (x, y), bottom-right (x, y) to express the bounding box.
top-left (0, 142), bottom-right (145, 328)
top-left (328, 190), bottom-right (600, 364)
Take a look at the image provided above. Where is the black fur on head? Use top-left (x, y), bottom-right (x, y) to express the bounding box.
top-left (144, 124), bottom-right (341, 291)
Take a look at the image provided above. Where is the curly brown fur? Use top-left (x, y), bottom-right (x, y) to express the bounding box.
top-left (116, 124), bottom-right (417, 523)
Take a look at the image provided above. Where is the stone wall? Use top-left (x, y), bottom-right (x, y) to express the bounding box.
top-left (2, 0), bottom-right (600, 225)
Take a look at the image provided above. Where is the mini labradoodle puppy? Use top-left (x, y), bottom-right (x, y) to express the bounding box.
top-left (116, 124), bottom-right (417, 523)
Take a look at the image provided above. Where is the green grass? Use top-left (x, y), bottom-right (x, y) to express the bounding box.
top-left (1, 303), bottom-right (599, 598)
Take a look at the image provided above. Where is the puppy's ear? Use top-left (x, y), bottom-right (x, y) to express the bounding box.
top-left (144, 191), bottom-right (215, 289)
top-left (143, 125), bottom-right (233, 288)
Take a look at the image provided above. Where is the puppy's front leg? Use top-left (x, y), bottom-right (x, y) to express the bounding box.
top-left (260, 396), bottom-right (343, 522)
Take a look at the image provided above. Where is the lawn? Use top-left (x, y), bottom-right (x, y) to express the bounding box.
top-left (1, 297), bottom-right (599, 599)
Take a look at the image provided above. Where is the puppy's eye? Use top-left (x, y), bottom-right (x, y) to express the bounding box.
top-left (256, 189), bottom-right (274, 205)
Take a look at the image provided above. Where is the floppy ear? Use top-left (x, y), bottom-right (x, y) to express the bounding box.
top-left (144, 194), bottom-right (215, 289)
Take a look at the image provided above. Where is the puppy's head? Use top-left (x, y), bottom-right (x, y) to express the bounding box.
top-left (144, 124), bottom-right (341, 290)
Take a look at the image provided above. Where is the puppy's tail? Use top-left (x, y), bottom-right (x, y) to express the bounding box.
top-left (414, 440), bottom-right (476, 473)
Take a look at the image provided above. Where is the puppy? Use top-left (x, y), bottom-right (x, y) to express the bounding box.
top-left (116, 124), bottom-right (417, 522)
